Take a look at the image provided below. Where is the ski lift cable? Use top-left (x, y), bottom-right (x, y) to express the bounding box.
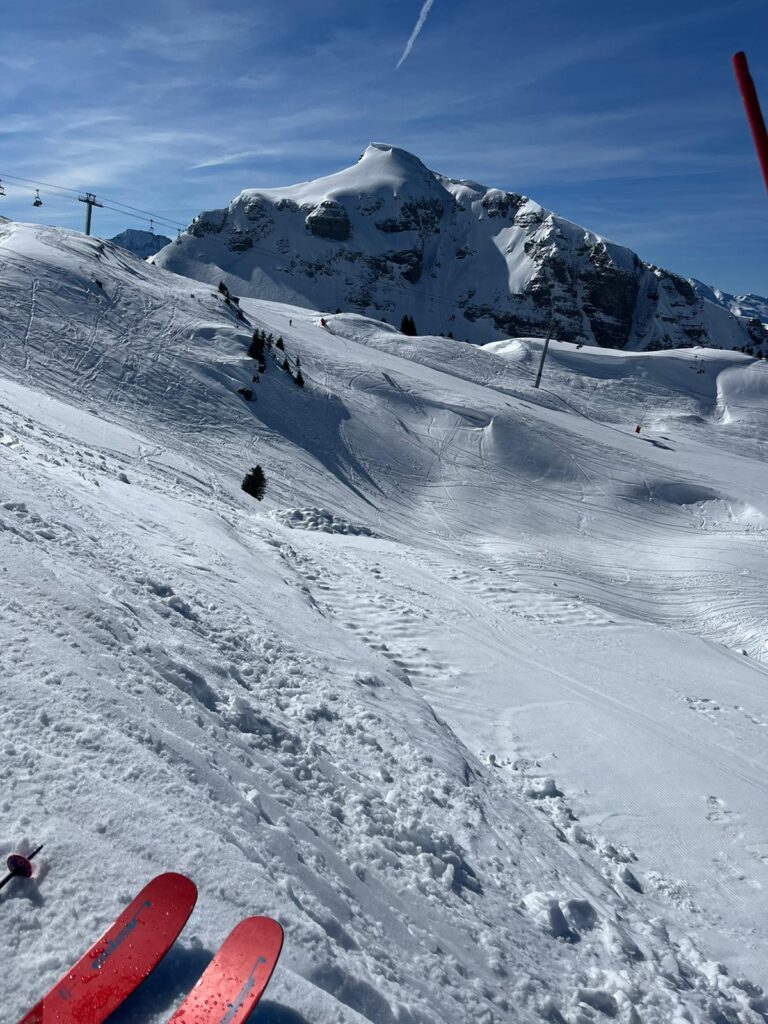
top-left (0, 172), bottom-right (84, 198)
top-left (0, 171), bottom-right (187, 226)
top-left (4, 179), bottom-right (77, 203)
top-left (3, 179), bottom-right (185, 233)
top-left (0, 172), bottom-right (187, 230)
top-left (94, 197), bottom-right (185, 229)
top-left (96, 203), bottom-right (183, 232)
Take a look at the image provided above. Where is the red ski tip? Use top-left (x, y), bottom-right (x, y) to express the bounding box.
top-left (167, 916), bottom-right (284, 1024)
top-left (16, 873), bottom-right (197, 1024)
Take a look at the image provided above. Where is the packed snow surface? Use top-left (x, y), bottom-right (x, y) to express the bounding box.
top-left (2, 221), bottom-right (768, 1024)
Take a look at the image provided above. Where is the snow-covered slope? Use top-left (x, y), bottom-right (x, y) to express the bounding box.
top-left (3, 221), bottom-right (768, 1024)
top-left (154, 143), bottom-right (767, 354)
top-left (110, 227), bottom-right (172, 259)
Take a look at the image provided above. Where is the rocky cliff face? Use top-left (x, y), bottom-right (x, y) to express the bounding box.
top-left (154, 144), bottom-right (766, 351)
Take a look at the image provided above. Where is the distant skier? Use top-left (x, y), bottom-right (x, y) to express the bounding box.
top-left (634, 425), bottom-right (641, 434)
top-left (320, 317), bottom-right (327, 327)
top-left (289, 318), bottom-right (292, 326)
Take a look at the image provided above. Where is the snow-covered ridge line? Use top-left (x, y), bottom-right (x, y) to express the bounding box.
top-left (2, 222), bottom-right (768, 1023)
top-left (155, 143), bottom-right (767, 354)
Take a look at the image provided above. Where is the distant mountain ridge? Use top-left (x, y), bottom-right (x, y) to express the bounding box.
top-left (691, 281), bottom-right (768, 325)
top-left (110, 228), bottom-right (171, 259)
top-left (154, 143), bottom-right (767, 352)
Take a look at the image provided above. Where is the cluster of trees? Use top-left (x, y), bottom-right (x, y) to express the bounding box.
top-left (248, 330), bottom-right (269, 373)
top-left (397, 314), bottom-right (457, 339)
top-left (399, 314), bottom-right (418, 336)
top-left (247, 328), bottom-right (304, 387)
top-left (737, 345), bottom-right (764, 358)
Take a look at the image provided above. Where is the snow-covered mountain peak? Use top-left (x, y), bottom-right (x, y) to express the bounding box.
top-left (155, 146), bottom-right (767, 354)
top-left (234, 142), bottom-right (446, 213)
top-left (357, 141), bottom-right (442, 190)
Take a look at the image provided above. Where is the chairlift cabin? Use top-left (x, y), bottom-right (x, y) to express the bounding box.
top-left (33, 189), bottom-right (43, 207)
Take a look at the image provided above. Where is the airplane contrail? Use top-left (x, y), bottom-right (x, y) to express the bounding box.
top-left (396, 0), bottom-right (435, 69)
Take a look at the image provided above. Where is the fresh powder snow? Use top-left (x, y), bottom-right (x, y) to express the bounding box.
top-left (2, 220), bottom-right (768, 1023)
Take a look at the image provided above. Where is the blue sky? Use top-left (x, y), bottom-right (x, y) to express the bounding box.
top-left (1, 0), bottom-right (766, 294)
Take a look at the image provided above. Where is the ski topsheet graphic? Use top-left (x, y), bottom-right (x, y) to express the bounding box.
top-left (17, 872), bottom-right (197, 1024)
top-left (167, 916), bottom-right (284, 1024)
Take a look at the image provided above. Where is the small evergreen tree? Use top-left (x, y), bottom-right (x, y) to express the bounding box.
top-left (295, 370), bottom-right (305, 388)
top-left (248, 335), bottom-right (265, 360)
top-left (400, 314), bottom-right (417, 336)
top-left (241, 465), bottom-right (266, 500)
top-left (275, 337), bottom-right (285, 351)
top-left (218, 281), bottom-right (229, 297)
top-left (295, 356), bottom-right (301, 368)
top-left (237, 387), bottom-right (253, 401)
top-left (282, 357), bottom-right (290, 371)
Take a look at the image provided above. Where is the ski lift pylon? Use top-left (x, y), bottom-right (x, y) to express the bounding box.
top-left (33, 189), bottom-right (43, 207)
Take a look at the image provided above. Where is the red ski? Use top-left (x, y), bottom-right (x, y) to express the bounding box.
top-left (17, 872), bottom-right (197, 1024)
top-left (167, 916), bottom-right (283, 1024)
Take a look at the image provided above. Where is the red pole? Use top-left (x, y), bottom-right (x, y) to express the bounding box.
top-left (732, 51), bottom-right (768, 193)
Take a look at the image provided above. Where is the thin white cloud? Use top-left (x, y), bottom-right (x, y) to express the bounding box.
top-left (192, 149), bottom-right (284, 170)
top-left (122, 0), bottom-right (263, 62)
top-left (396, 0), bottom-right (434, 69)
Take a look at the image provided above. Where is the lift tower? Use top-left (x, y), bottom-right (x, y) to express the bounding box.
top-left (78, 192), bottom-right (103, 236)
